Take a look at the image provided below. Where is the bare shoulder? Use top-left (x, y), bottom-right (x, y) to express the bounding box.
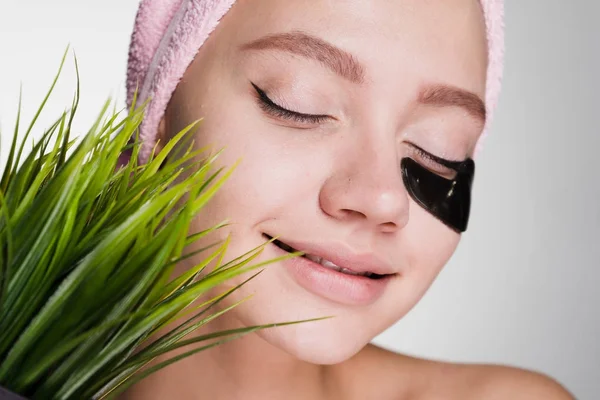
top-left (460, 364), bottom-right (575, 400)
top-left (344, 344), bottom-right (574, 400)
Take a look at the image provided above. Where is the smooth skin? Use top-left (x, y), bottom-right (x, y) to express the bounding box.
top-left (122, 0), bottom-right (574, 398)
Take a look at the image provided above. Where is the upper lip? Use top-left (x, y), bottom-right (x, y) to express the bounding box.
top-left (265, 235), bottom-right (396, 276)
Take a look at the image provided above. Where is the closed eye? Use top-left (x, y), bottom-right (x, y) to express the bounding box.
top-left (251, 82), bottom-right (331, 125)
top-left (408, 144), bottom-right (469, 178)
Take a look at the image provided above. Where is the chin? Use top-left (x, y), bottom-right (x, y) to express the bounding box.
top-left (257, 317), bottom-right (370, 365)
top-left (217, 275), bottom-right (377, 365)
top-left (199, 238), bottom-right (407, 365)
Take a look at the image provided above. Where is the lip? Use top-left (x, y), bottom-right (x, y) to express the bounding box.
top-left (268, 236), bottom-right (396, 276)
top-left (265, 235), bottom-right (396, 306)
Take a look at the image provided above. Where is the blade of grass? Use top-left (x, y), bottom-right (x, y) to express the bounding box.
top-left (0, 84), bottom-right (22, 194)
top-left (96, 317), bottom-right (331, 400)
top-left (9, 47), bottom-right (69, 192)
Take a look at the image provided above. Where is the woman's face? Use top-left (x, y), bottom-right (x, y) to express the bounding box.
top-left (163, 0), bottom-right (487, 364)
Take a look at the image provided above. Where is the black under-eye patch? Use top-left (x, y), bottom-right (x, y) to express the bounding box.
top-left (401, 157), bottom-right (475, 233)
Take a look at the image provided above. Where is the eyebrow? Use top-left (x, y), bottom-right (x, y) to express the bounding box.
top-left (241, 32), bottom-right (486, 122)
top-left (419, 85), bottom-right (486, 122)
top-left (240, 31), bottom-right (365, 84)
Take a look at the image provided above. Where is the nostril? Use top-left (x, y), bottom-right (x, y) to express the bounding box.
top-left (338, 208), bottom-right (367, 221)
top-left (379, 221), bottom-right (398, 233)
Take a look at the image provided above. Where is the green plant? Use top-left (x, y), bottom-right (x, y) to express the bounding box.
top-left (0, 49), bottom-right (312, 399)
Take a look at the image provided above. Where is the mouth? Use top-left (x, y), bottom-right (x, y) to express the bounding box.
top-left (264, 234), bottom-right (390, 280)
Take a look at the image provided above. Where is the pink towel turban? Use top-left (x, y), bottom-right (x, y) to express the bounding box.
top-left (124, 0), bottom-right (505, 165)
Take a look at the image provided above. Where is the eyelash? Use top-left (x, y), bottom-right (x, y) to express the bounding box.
top-left (251, 82), bottom-right (330, 125)
top-left (410, 145), bottom-right (465, 175)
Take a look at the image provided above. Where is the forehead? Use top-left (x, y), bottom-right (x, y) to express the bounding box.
top-left (223, 0), bottom-right (488, 96)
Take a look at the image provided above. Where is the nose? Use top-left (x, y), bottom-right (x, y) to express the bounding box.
top-left (318, 145), bottom-right (409, 234)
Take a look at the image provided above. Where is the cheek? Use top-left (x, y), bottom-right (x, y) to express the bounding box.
top-left (405, 204), bottom-right (461, 281)
top-left (189, 117), bottom-right (331, 226)
top-left (371, 207), bottom-right (460, 329)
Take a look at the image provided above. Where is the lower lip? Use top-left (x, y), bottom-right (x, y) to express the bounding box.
top-left (272, 245), bottom-right (393, 306)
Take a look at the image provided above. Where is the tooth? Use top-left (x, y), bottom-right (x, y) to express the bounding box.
top-left (321, 260), bottom-right (339, 270)
top-left (324, 261), bottom-right (342, 272)
top-left (305, 254), bottom-right (375, 276)
top-left (306, 254), bottom-right (321, 264)
top-left (340, 267), bottom-right (361, 276)
top-left (310, 256), bottom-right (341, 272)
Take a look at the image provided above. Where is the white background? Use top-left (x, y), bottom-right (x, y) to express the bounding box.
top-left (0, 1), bottom-right (598, 398)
